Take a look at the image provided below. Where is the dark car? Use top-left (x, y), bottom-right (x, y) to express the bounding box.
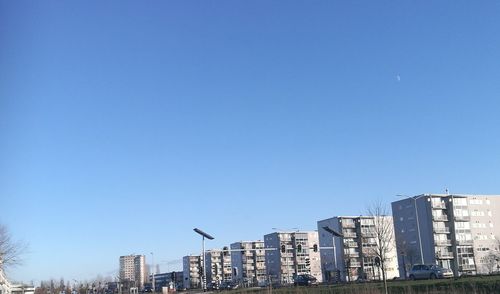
top-left (408, 264), bottom-right (454, 280)
top-left (293, 274), bottom-right (318, 286)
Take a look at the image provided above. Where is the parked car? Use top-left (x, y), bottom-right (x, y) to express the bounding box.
top-left (408, 264), bottom-right (454, 280)
top-left (293, 274), bottom-right (318, 286)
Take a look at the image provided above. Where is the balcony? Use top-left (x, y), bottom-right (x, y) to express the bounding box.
top-left (342, 221), bottom-right (356, 228)
top-left (433, 227), bottom-right (451, 234)
top-left (454, 215), bottom-right (470, 221)
top-left (362, 247), bottom-right (376, 256)
top-left (344, 241), bottom-right (359, 248)
top-left (456, 239), bottom-right (473, 245)
top-left (432, 202), bottom-right (446, 209)
top-left (344, 251), bottom-right (360, 258)
top-left (434, 239), bottom-right (452, 246)
top-left (436, 252), bottom-right (454, 259)
top-left (460, 264), bottom-right (476, 271)
top-left (433, 215), bottom-right (449, 221)
top-left (344, 232), bottom-right (357, 238)
top-left (361, 230), bottom-right (376, 237)
top-left (348, 262), bottom-right (362, 268)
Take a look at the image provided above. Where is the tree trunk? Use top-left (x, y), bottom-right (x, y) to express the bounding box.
top-left (381, 261), bottom-right (388, 294)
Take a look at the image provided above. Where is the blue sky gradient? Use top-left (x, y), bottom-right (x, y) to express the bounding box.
top-left (1, 0), bottom-right (500, 283)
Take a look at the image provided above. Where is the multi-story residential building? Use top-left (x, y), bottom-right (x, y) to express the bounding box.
top-left (205, 249), bottom-right (232, 286)
top-left (392, 194), bottom-right (500, 278)
top-left (182, 255), bottom-right (201, 289)
top-left (221, 247), bottom-right (233, 283)
top-left (264, 231), bottom-right (322, 285)
top-left (318, 216), bottom-right (399, 283)
top-left (119, 255), bottom-right (146, 289)
top-left (230, 241), bottom-right (267, 286)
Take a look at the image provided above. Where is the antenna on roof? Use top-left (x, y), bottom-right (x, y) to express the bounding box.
top-left (445, 188), bottom-right (449, 195)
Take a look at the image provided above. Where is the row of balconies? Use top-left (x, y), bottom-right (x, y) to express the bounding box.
top-left (432, 214), bottom-right (471, 222)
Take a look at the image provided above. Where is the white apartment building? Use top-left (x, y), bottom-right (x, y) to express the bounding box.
top-left (182, 255), bottom-right (201, 289)
top-left (230, 241), bottom-right (266, 287)
top-left (264, 231), bottom-right (322, 285)
top-left (205, 249), bottom-right (232, 286)
top-left (318, 216), bottom-right (399, 282)
top-left (119, 255), bottom-right (146, 289)
top-left (392, 194), bottom-right (500, 277)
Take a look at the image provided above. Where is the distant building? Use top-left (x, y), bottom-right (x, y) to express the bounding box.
top-left (318, 216), bottom-right (399, 283)
top-left (182, 255), bottom-right (201, 289)
top-left (264, 231), bottom-right (322, 285)
top-left (119, 255), bottom-right (146, 289)
top-left (230, 241), bottom-right (267, 287)
top-left (205, 249), bottom-right (232, 287)
top-left (392, 194), bottom-right (500, 277)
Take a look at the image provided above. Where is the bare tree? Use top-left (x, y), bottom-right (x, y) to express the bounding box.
top-left (481, 237), bottom-right (500, 274)
top-left (0, 223), bottom-right (28, 270)
top-left (367, 200), bottom-right (394, 294)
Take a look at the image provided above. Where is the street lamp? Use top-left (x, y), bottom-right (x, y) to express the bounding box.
top-left (396, 195), bottom-right (426, 265)
top-left (150, 252), bottom-right (155, 293)
top-left (322, 226), bottom-right (343, 282)
top-left (193, 228), bottom-right (214, 291)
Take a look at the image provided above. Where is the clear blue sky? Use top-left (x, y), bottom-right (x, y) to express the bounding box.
top-left (2, 0), bottom-right (500, 284)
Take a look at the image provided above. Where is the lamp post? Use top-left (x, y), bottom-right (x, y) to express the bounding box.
top-left (396, 195), bottom-right (426, 264)
top-left (194, 228), bottom-right (214, 291)
top-left (322, 226), bottom-right (343, 283)
top-left (150, 252), bottom-right (155, 293)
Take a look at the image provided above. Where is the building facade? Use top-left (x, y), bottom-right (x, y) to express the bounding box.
top-left (119, 255), bottom-right (146, 289)
top-left (392, 194), bottom-right (500, 278)
top-left (205, 249), bottom-right (232, 287)
top-left (318, 216), bottom-right (399, 283)
top-left (264, 231), bottom-right (322, 285)
top-left (182, 255), bottom-right (201, 289)
top-left (230, 241), bottom-right (266, 287)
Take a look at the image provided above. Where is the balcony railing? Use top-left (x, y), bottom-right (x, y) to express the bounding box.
top-left (460, 264), bottom-right (476, 271)
top-left (456, 239), bottom-right (473, 245)
top-left (433, 227), bottom-right (451, 234)
top-left (432, 202), bottom-right (446, 209)
top-left (362, 248), bottom-right (376, 256)
top-left (348, 262), bottom-right (362, 268)
top-left (344, 241), bottom-right (359, 248)
top-left (436, 252), bottom-right (454, 259)
top-left (344, 251), bottom-right (360, 258)
top-left (434, 239), bottom-right (452, 246)
top-left (344, 232), bottom-right (357, 238)
top-left (454, 215), bottom-right (470, 221)
top-left (361, 230), bottom-right (377, 237)
top-left (433, 215), bottom-right (449, 221)
top-left (342, 222), bottom-right (356, 228)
